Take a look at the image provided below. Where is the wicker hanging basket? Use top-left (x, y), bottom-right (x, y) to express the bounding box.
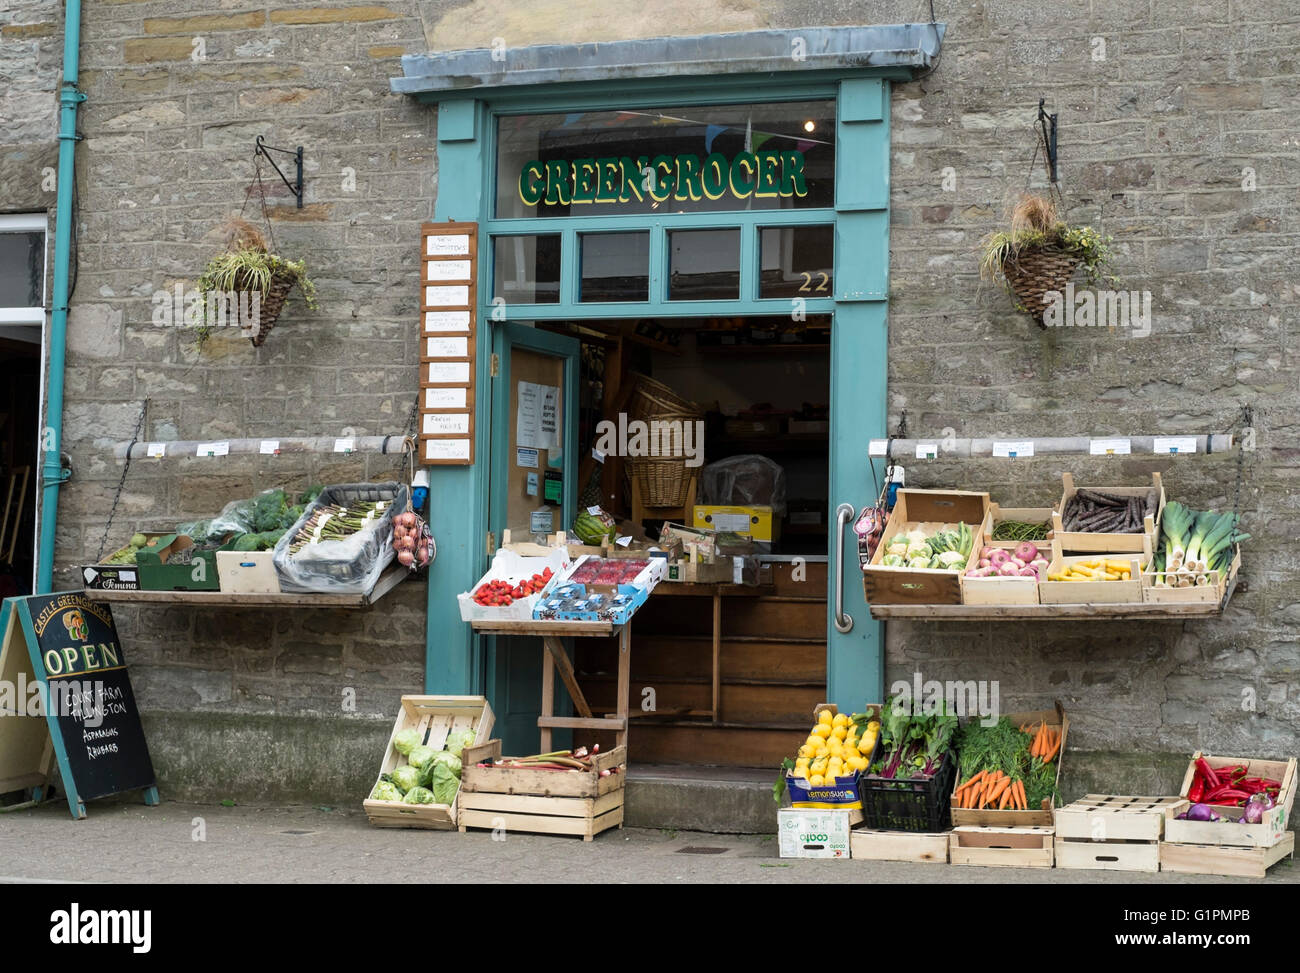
top-left (626, 373), bottom-right (702, 421)
top-left (240, 270), bottom-right (297, 347)
top-left (1000, 244), bottom-right (1081, 326)
top-left (626, 457), bottom-right (696, 507)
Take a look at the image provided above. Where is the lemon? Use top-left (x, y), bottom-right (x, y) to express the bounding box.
top-left (811, 758), bottom-right (827, 774)
top-left (795, 756), bottom-right (809, 769)
top-left (813, 724), bottom-right (833, 739)
top-left (808, 774), bottom-right (824, 786)
top-left (818, 710), bottom-right (834, 726)
top-left (828, 740), bottom-right (844, 757)
top-left (798, 745), bottom-right (815, 759)
top-left (831, 726), bottom-right (848, 742)
top-left (815, 747), bottom-right (830, 761)
top-left (844, 746), bottom-right (860, 761)
top-left (832, 713), bottom-right (850, 728)
top-left (849, 756), bottom-right (867, 772)
top-left (805, 734), bottom-right (822, 749)
top-left (793, 765), bottom-right (808, 779)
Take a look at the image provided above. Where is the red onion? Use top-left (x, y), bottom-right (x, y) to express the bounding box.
top-left (1243, 793), bottom-right (1274, 824)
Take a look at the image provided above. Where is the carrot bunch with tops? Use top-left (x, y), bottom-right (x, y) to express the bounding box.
top-left (952, 769), bottom-right (1028, 810)
top-left (1024, 721), bottom-right (1061, 763)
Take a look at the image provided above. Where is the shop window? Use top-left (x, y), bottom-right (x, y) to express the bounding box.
top-left (0, 213), bottom-right (47, 324)
top-left (492, 234), bottom-right (561, 304)
top-left (497, 100), bottom-right (836, 219)
top-left (759, 225), bottom-right (834, 299)
top-left (579, 231), bottom-right (649, 303)
top-left (667, 229), bottom-right (740, 301)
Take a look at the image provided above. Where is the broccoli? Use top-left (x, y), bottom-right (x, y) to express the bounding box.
top-left (252, 488), bottom-right (289, 532)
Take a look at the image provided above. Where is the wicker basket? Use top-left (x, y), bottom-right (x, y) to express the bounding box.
top-left (243, 271), bottom-right (297, 347)
top-left (627, 457), bottom-right (695, 507)
top-left (1001, 245), bottom-right (1081, 326)
top-left (626, 373), bottom-right (702, 421)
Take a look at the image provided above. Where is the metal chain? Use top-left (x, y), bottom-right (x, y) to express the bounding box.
top-left (98, 398), bottom-right (149, 560)
top-left (1228, 404), bottom-right (1252, 524)
top-left (392, 398), bottom-right (419, 477)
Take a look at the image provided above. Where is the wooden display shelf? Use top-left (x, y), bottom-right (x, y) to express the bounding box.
top-left (88, 565), bottom-right (410, 609)
top-left (470, 618), bottom-right (617, 636)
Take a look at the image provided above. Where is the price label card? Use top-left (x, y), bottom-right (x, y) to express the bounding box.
top-left (592, 448), bottom-right (606, 464)
top-left (530, 509), bottom-right (554, 534)
top-left (334, 438), bottom-right (355, 453)
top-left (425, 361), bottom-right (471, 384)
top-left (425, 260), bottom-right (471, 282)
top-left (587, 505), bottom-right (603, 515)
top-left (425, 336), bottom-right (468, 359)
top-left (197, 441), bottom-right (229, 457)
top-left (145, 443), bottom-right (166, 458)
top-left (423, 310), bottom-right (471, 332)
top-left (1154, 436), bottom-right (1198, 455)
top-left (422, 413), bottom-right (470, 436)
top-left (526, 472), bottom-right (539, 497)
top-left (424, 387), bottom-right (467, 410)
top-left (259, 440), bottom-right (280, 455)
top-left (516, 447), bottom-right (539, 469)
top-left (423, 438), bottom-right (471, 462)
top-left (915, 443), bottom-right (938, 459)
top-left (1090, 438), bottom-right (1131, 455)
top-left (424, 285), bottom-right (469, 307)
top-left (616, 535), bottom-right (633, 548)
top-left (426, 234), bottom-right (470, 256)
top-left (993, 440), bottom-right (1035, 458)
top-left (868, 439), bottom-right (889, 457)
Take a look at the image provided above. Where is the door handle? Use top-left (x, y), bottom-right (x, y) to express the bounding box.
top-left (834, 503), bottom-right (855, 633)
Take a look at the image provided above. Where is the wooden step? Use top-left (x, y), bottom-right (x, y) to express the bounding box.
top-left (581, 681), bottom-right (823, 725)
top-left (620, 724), bottom-right (799, 768)
top-left (576, 636), bottom-right (827, 685)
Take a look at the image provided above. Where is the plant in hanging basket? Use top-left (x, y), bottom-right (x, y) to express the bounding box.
top-left (979, 194), bottom-right (1114, 327)
top-left (195, 219), bottom-right (318, 347)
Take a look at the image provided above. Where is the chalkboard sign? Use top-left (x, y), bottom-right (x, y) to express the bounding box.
top-left (0, 592), bottom-right (158, 819)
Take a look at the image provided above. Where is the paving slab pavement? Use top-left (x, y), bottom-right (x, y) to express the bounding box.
top-left (1, 800), bottom-right (1296, 884)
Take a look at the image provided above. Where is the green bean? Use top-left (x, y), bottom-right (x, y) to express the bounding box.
top-left (990, 519), bottom-right (1050, 541)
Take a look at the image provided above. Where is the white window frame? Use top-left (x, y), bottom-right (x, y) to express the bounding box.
top-left (0, 212), bottom-right (49, 325)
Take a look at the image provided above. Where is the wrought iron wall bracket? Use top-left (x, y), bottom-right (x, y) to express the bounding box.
top-left (255, 134), bottom-right (304, 208)
top-left (1037, 98), bottom-right (1059, 183)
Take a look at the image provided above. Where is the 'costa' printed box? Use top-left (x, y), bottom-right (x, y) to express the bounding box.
top-left (778, 809), bottom-right (852, 859)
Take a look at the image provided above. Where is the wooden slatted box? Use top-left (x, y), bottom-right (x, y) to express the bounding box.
top-left (949, 826), bottom-right (1054, 868)
top-left (458, 740), bottom-right (626, 841)
top-left (862, 489), bottom-right (988, 605)
top-left (850, 827), bottom-right (949, 863)
top-left (1054, 795), bottom-right (1187, 872)
top-left (364, 695), bottom-right (495, 830)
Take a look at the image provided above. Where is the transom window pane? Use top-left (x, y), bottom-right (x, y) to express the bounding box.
top-left (496, 100), bottom-right (836, 219)
top-left (759, 225), bottom-right (834, 299)
top-left (493, 234), bottom-right (561, 304)
top-left (580, 232), bottom-right (649, 303)
top-left (0, 229), bottom-right (45, 308)
top-left (668, 229), bottom-right (739, 301)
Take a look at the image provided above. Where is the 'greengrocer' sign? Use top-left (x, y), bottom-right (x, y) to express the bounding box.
top-left (518, 151), bottom-right (808, 207)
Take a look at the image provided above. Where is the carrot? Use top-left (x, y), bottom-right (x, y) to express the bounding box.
top-left (1015, 779), bottom-right (1026, 810)
top-left (1044, 737), bottom-right (1061, 763)
top-left (998, 787), bottom-right (1011, 810)
top-left (987, 777), bottom-right (1010, 807)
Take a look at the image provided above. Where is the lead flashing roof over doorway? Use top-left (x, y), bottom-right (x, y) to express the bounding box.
top-left (390, 23), bottom-right (945, 95)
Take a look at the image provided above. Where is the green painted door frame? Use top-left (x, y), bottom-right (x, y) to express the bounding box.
top-left (425, 72), bottom-right (894, 717)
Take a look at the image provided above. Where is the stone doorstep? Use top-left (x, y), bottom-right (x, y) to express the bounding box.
top-left (625, 764), bottom-right (777, 834)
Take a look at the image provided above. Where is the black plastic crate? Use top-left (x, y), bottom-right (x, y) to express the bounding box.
top-left (859, 752), bottom-right (957, 832)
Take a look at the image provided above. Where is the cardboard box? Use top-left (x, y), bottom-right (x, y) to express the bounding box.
top-left (137, 535), bottom-right (220, 592)
top-left (458, 547), bottom-right (571, 622)
top-left (217, 551), bottom-right (281, 594)
top-left (665, 558), bottom-right (735, 584)
top-left (692, 505), bottom-right (779, 544)
top-left (534, 581), bottom-right (649, 626)
top-left (778, 808), bottom-right (853, 859)
top-left (862, 489), bottom-right (988, 605)
top-left (81, 531), bottom-right (181, 591)
top-left (951, 701), bottom-right (1068, 828)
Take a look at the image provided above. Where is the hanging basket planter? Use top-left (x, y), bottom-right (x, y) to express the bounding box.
top-left (980, 194), bottom-right (1114, 328)
top-left (195, 219), bottom-right (318, 348)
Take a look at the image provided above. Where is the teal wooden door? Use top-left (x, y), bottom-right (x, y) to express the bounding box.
top-left (486, 323), bottom-right (580, 755)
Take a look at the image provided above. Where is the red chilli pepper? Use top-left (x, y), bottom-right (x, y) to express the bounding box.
top-left (1188, 776), bottom-right (1205, 802)
top-left (1196, 757), bottom-right (1220, 790)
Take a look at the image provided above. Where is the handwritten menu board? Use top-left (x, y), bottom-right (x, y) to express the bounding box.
top-left (420, 221), bottom-right (477, 465)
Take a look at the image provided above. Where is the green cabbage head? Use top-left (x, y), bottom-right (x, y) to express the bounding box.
top-left (445, 730), bottom-right (476, 758)
top-left (402, 786), bottom-right (435, 805)
top-left (429, 761), bottom-right (460, 806)
top-left (407, 745), bottom-right (437, 771)
top-left (393, 728), bottom-right (422, 756)
top-left (390, 764), bottom-right (421, 794)
top-left (422, 750), bottom-right (462, 788)
top-left (369, 779), bottom-right (403, 802)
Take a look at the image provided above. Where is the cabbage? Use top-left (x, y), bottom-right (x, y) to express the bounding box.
top-left (390, 764), bottom-right (421, 793)
top-left (368, 779), bottom-right (403, 802)
top-left (393, 728), bottom-right (422, 756)
top-left (422, 750), bottom-right (462, 787)
top-left (429, 761), bottom-right (459, 806)
top-left (402, 786), bottom-right (435, 805)
top-left (445, 730), bottom-right (476, 758)
top-left (407, 745), bottom-right (437, 771)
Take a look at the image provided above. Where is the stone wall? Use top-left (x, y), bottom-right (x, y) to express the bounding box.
top-left (2, 0), bottom-right (1294, 803)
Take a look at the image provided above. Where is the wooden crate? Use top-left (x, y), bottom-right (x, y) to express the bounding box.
top-left (949, 826), bottom-right (1054, 868)
top-left (1054, 796), bottom-right (1187, 873)
top-left (862, 489), bottom-right (988, 605)
top-left (951, 702), bottom-right (1068, 828)
top-left (850, 827), bottom-right (949, 863)
top-left (1052, 471), bottom-right (1164, 554)
top-left (1142, 547), bottom-right (1239, 605)
top-left (979, 504), bottom-right (1055, 551)
top-left (1038, 538), bottom-right (1148, 605)
top-left (458, 740), bottom-right (626, 841)
top-left (1161, 832), bottom-right (1294, 878)
top-left (363, 695), bottom-right (494, 830)
top-left (1163, 752), bottom-right (1297, 849)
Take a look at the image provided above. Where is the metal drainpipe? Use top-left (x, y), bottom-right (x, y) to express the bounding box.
top-left (35, 0), bottom-right (85, 593)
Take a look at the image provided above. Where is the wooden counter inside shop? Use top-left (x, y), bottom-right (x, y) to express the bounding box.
top-left (572, 560), bottom-right (827, 768)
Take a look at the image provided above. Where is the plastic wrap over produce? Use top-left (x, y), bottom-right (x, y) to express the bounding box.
top-left (272, 482), bottom-right (407, 594)
top-left (701, 454), bottom-right (786, 516)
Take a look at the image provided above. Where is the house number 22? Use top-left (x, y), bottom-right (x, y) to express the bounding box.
top-left (798, 271), bottom-right (829, 292)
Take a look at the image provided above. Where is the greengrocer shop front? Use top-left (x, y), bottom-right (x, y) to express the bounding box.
top-left (392, 25), bottom-right (945, 764)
